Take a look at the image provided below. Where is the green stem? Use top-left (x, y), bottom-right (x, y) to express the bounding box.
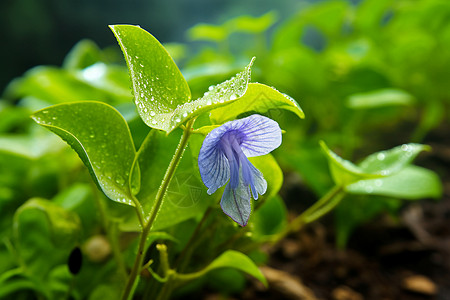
top-left (121, 120), bottom-right (195, 300)
top-left (274, 185), bottom-right (345, 243)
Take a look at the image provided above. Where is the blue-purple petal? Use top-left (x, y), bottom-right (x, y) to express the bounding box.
top-left (237, 115), bottom-right (282, 157)
top-left (220, 182), bottom-right (251, 227)
top-left (198, 146), bottom-right (229, 195)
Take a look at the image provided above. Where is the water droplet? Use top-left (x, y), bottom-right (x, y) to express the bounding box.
top-left (377, 153), bottom-right (385, 161)
top-left (52, 116), bottom-right (57, 120)
top-left (144, 107), bottom-right (148, 113)
top-left (140, 92), bottom-right (144, 98)
top-left (90, 134), bottom-right (95, 138)
top-left (182, 112), bottom-right (188, 117)
top-left (115, 176), bottom-right (125, 186)
top-left (152, 120), bottom-right (157, 125)
top-left (401, 144), bottom-right (410, 151)
top-left (229, 94), bottom-right (237, 100)
top-left (375, 179), bottom-right (383, 187)
top-left (208, 85), bottom-right (214, 91)
top-left (42, 110), bottom-right (48, 114)
top-left (175, 118), bottom-right (181, 123)
top-left (365, 186), bottom-right (374, 193)
top-left (206, 100), bottom-right (212, 105)
top-left (150, 111), bottom-right (156, 117)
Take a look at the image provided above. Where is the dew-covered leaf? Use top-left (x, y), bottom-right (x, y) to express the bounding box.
top-left (111, 25), bottom-right (255, 133)
top-left (347, 88), bottom-right (415, 109)
top-left (110, 24), bottom-right (191, 132)
top-left (32, 101), bottom-right (138, 206)
top-left (357, 144), bottom-right (430, 176)
top-left (210, 83), bottom-right (304, 124)
top-left (320, 141), bottom-right (382, 186)
top-left (346, 165), bottom-right (442, 199)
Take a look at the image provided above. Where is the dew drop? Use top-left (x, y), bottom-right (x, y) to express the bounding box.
top-left (42, 110), bottom-right (48, 114)
top-left (150, 111), bottom-right (156, 117)
top-left (175, 118), bottom-right (181, 123)
top-left (377, 153), bottom-right (386, 161)
top-left (208, 85), bottom-right (214, 91)
top-left (182, 112), bottom-right (188, 117)
top-left (229, 94), bottom-right (237, 100)
top-left (140, 92), bottom-right (144, 98)
top-left (401, 144), bottom-right (410, 151)
top-left (89, 134), bottom-right (95, 139)
top-left (152, 120), bottom-right (157, 125)
top-left (375, 179), bottom-right (383, 187)
top-left (115, 176), bottom-right (125, 186)
top-left (206, 100), bottom-right (212, 105)
top-left (365, 186), bottom-right (374, 193)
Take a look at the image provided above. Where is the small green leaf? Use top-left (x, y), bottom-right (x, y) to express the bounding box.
top-left (320, 141), bottom-right (381, 186)
top-left (188, 24), bottom-right (228, 42)
top-left (32, 101), bottom-right (138, 206)
top-left (357, 143), bottom-right (430, 176)
top-left (226, 12), bottom-right (278, 34)
top-left (202, 250), bottom-right (267, 287)
top-left (14, 198), bottom-right (81, 249)
top-left (210, 83), bottom-right (304, 124)
top-left (347, 89), bottom-right (415, 109)
top-left (346, 166), bottom-right (442, 199)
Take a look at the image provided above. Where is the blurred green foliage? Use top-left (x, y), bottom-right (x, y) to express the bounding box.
top-left (0, 0), bottom-right (448, 298)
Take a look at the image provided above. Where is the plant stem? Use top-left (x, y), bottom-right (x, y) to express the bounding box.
top-left (121, 120), bottom-right (195, 300)
top-left (274, 185), bottom-right (345, 243)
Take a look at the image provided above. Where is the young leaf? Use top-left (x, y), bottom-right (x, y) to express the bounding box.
top-left (210, 83), bottom-right (304, 124)
top-left (32, 101), bottom-right (139, 206)
top-left (346, 165), bottom-right (442, 199)
top-left (357, 143), bottom-right (430, 176)
top-left (109, 24), bottom-right (191, 132)
top-left (181, 250), bottom-right (267, 287)
top-left (347, 88), bottom-right (415, 109)
top-left (110, 25), bottom-right (255, 133)
top-left (320, 141), bottom-right (382, 186)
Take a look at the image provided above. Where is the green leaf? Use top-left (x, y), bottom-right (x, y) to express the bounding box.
top-left (188, 24), bottom-right (228, 42)
top-left (32, 101), bottom-right (139, 206)
top-left (197, 250), bottom-right (267, 287)
top-left (62, 39), bottom-right (103, 70)
top-left (110, 24), bottom-right (191, 131)
top-left (320, 141), bottom-right (381, 186)
top-left (110, 25), bottom-right (255, 133)
top-left (357, 143), bottom-right (430, 176)
top-left (346, 165), bottom-right (442, 199)
top-left (226, 11), bottom-right (278, 34)
top-left (347, 89), bottom-right (415, 109)
top-left (14, 198), bottom-right (81, 278)
top-left (210, 83), bottom-right (304, 124)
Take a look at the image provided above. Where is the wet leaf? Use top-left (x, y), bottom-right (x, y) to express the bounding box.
top-left (320, 141), bottom-right (382, 186)
top-left (346, 166), bottom-right (442, 199)
top-left (357, 143), bottom-right (430, 176)
top-left (110, 25), bottom-right (254, 133)
top-left (210, 83), bottom-right (304, 124)
top-left (32, 101), bottom-right (139, 206)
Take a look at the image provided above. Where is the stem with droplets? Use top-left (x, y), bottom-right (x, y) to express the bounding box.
top-left (121, 119), bottom-right (195, 300)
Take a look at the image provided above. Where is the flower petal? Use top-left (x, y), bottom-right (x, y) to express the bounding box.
top-left (198, 145), bottom-right (230, 195)
top-left (237, 115), bottom-right (282, 157)
top-left (220, 182), bottom-right (251, 226)
top-left (241, 157), bottom-right (267, 200)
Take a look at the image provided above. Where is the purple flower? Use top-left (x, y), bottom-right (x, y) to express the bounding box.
top-left (198, 114), bottom-right (282, 226)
